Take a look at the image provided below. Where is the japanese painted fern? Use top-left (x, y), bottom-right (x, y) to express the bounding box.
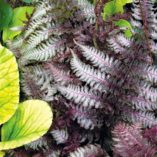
top-left (8, 0), bottom-right (157, 156)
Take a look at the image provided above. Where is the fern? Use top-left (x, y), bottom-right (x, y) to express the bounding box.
top-left (46, 63), bottom-right (77, 85)
top-left (74, 40), bottom-right (121, 73)
top-left (77, 0), bottom-right (95, 23)
top-left (57, 85), bottom-right (103, 108)
top-left (51, 129), bottom-right (69, 144)
top-left (69, 105), bottom-right (103, 129)
top-left (112, 123), bottom-right (157, 157)
top-left (69, 144), bottom-right (109, 157)
top-left (21, 37), bottom-right (61, 62)
top-left (71, 51), bottom-right (109, 91)
top-left (8, 0), bottom-right (157, 156)
top-left (22, 65), bottom-right (56, 101)
top-left (25, 137), bottom-right (48, 150)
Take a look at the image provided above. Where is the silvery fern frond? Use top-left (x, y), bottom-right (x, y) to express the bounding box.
top-left (46, 150), bottom-right (61, 157)
top-left (69, 144), bottom-right (109, 157)
top-left (57, 85), bottom-right (103, 108)
top-left (22, 66), bottom-right (56, 101)
top-left (131, 0), bottom-right (157, 53)
top-left (123, 109), bottom-right (157, 128)
top-left (21, 37), bottom-right (62, 62)
top-left (23, 27), bottom-right (52, 51)
top-left (71, 52), bottom-right (109, 91)
top-left (76, 0), bottom-right (95, 23)
top-left (70, 105), bottom-right (103, 129)
top-left (31, 0), bottom-right (54, 20)
top-left (138, 84), bottom-right (157, 102)
top-left (74, 40), bottom-right (121, 73)
top-left (24, 16), bottom-right (52, 39)
top-left (107, 36), bottom-right (127, 54)
top-left (51, 129), bottom-right (69, 144)
top-left (124, 95), bottom-right (157, 111)
top-left (133, 62), bottom-right (157, 83)
top-left (25, 137), bottom-right (48, 150)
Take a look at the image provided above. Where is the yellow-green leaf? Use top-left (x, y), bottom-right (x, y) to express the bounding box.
top-left (3, 6), bottom-right (34, 42)
top-left (114, 19), bottom-right (132, 29)
top-left (114, 19), bottom-right (133, 38)
top-left (102, 1), bottom-right (116, 20)
top-left (0, 100), bottom-right (53, 150)
top-left (0, 45), bottom-right (19, 125)
top-left (102, 0), bottom-right (133, 20)
top-left (0, 151), bottom-right (5, 157)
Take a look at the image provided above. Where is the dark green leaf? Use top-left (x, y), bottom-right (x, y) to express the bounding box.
top-left (0, 0), bottom-right (13, 30)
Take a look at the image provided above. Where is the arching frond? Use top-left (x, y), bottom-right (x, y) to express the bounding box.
top-left (138, 84), bottom-right (157, 102)
top-left (57, 85), bottom-right (103, 108)
top-left (124, 95), bottom-right (157, 111)
top-left (133, 63), bottom-right (157, 83)
top-left (74, 40), bottom-right (121, 73)
top-left (123, 110), bottom-right (157, 128)
top-left (71, 52), bottom-right (109, 91)
top-left (112, 123), bottom-right (157, 157)
top-left (32, 0), bottom-right (54, 20)
top-left (23, 27), bottom-right (51, 51)
top-left (21, 37), bottom-right (61, 62)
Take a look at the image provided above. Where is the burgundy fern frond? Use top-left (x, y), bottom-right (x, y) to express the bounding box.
top-left (143, 125), bottom-right (157, 145)
top-left (112, 123), bottom-right (157, 157)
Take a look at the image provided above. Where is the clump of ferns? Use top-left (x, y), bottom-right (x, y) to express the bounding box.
top-left (8, 0), bottom-right (157, 156)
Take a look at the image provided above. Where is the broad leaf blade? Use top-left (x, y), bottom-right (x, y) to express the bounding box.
top-left (0, 45), bottom-right (19, 125)
top-left (0, 0), bottom-right (13, 30)
top-left (0, 100), bottom-right (53, 150)
top-left (0, 151), bottom-right (5, 157)
top-left (3, 6), bottom-right (34, 42)
top-left (114, 19), bottom-right (133, 38)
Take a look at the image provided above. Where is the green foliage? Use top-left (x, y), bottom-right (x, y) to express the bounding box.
top-left (0, 100), bottom-right (53, 150)
top-left (0, 0), bottom-right (13, 30)
top-left (3, 6), bottom-right (34, 42)
top-left (102, 0), bottom-right (133, 38)
top-left (102, 0), bottom-right (133, 20)
top-left (114, 19), bottom-right (132, 38)
top-left (0, 151), bottom-right (5, 157)
top-left (0, 45), bottom-right (53, 150)
top-left (0, 44), bottom-right (19, 125)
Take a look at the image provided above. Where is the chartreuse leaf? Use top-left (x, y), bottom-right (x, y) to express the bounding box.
top-left (0, 100), bottom-right (53, 150)
top-left (3, 6), bottom-right (34, 42)
top-left (102, 0), bottom-right (133, 20)
top-left (0, 0), bottom-right (13, 30)
top-left (102, 1), bottom-right (116, 20)
top-left (0, 151), bottom-right (5, 157)
top-left (0, 45), bottom-right (19, 125)
top-left (115, 0), bottom-right (133, 13)
top-left (114, 19), bottom-right (133, 38)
